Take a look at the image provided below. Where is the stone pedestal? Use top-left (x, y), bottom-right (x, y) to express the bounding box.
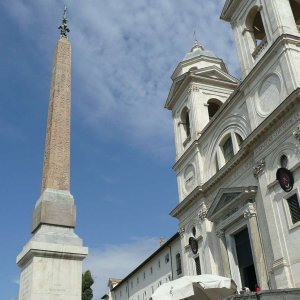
top-left (17, 225), bottom-right (88, 300)
top-left (32, 188), bottom-right (76, 232)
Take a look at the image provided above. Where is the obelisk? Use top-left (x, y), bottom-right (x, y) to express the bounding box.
top-left (17, 8), bottom-right (88, 300)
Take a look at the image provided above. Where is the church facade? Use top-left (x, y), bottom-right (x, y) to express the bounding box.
top-left (167, 0), bottom-right (300, 293)
top-left (104, 0), bottom-right (300, 298)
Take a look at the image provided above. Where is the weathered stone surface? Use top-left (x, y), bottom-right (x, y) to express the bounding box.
top-left (223, 289), bottom-right (300, 300)
top-left (17, 31), bottom-right (88, 300)
top-left (17, 229), bottom-right (88, 300)
top-left (32, 188), bottom-right (76, 232)
top-left (41, 37), bottom-right (71, 192)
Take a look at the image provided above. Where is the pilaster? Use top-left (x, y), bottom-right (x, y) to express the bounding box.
top-left (243, 205), bottom-right (269, 289)
top-left (216, 230), bottom-right (231, 278)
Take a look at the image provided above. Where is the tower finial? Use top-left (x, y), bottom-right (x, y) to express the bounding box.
top-left (194, 30), bottom-right (199, 45)
top-left (191, 30), bottom-right (203, 52)
top-left (58, 6), bottom-right (70, 38)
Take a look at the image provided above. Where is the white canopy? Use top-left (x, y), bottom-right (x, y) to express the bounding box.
top-left (151, 275), bottom-right (237, 300)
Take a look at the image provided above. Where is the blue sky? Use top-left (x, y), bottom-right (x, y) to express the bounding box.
top-left (0, 1), bottom-right (240, 299)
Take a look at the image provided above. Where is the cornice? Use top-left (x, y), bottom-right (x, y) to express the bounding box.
top-left (165, 72), bottom-right (238, 110)
top-left (238, 34), bottom-right (300, 93)
top-left (171, 55), bottom-right (227, 80)
top-left (220, 0), bottom-right (241, 22)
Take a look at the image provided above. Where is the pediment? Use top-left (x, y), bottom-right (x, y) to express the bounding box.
top-left (165, 66), bottom-right (239, 109)
top-left (165, 74), bottom-right (188, 108)
top-left (207, 186), bottom-right (257, 222)
top-left (193, 66), bottom-right (238, 83)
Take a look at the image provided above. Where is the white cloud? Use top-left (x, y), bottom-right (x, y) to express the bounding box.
top-left (84, 237), bottom-right (160, 299)
top-left (2, 0), bottom-right (239, 160)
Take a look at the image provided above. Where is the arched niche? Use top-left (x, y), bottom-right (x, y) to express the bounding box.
top-left (207, 98), bottom-right (223, 120)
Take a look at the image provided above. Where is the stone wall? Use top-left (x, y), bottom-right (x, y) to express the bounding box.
top-left (224, 289), bottom-right (300, 300)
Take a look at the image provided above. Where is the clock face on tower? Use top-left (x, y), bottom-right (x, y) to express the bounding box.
top-left (184, 164), bottom-right (195, 192)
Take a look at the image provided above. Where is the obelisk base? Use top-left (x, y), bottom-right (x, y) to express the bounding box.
top-left (17, 225), bottom-right (88, 300)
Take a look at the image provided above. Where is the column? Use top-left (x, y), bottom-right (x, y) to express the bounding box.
top-left (244, 204), bottom-right (269, 290)
top-left (216, 230), bottom-right (231, 278)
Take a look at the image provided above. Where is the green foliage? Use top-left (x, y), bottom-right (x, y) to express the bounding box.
top-left (82, 270), bottom-right (94, 300)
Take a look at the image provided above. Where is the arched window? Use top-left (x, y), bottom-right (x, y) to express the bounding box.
top-left (245, 7), bottom-right (267, 58)
top-left (289, 0), bottom-right (300, 30)
top-left (215, 155), bottom-right (220, 172)
top-left (236, 133), bottom-right (243, 147)
top-left (213, 132), bottom-right (245, 175)
top-left (252, 10), bottom-right (266, 46)
top-left (181, 107), bottom-right (191, 141)
top-left (207, 98), bottom-right (222, 120)
top-left (176, 253), bottom-right (182, 275)
top-left (222, 135), bottom-right (234, 163)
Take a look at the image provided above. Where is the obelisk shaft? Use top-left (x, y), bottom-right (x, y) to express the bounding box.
top-left (42, 37), bottom-right (71, 192)
top-left (32, 36), bottom-right (76, 233)
top-left (17, 9), bottom-right (87, 300)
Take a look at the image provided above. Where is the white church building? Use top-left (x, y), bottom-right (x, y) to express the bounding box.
top-left (105, 0), bottom-right (300, 298)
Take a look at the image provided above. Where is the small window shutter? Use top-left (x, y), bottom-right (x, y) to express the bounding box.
top-left (195, 257), bottom-right (201, 275)
top-left (287, 194), bottom-right (300, 224)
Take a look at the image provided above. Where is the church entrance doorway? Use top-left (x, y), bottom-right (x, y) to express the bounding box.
top-left (234, 227), bottom-right (257, 291)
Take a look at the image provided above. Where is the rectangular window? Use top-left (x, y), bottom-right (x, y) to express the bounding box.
top-left (287, 194), bottom-right (300, 224)
top-left (223, 137), bottom-right (234, 163)
top-left (143, 271), bottom-right (145, 279)
top-left (176, 253), bottom-right (182, 275)
top-left (150, 266), bottom-right (153, 274)
top-left (195, 257), bottom-right (201, 275)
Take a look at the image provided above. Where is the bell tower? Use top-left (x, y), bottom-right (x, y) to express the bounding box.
top-left (221, 0), bottom-right (300, 130)
top-left (17, 8), bottom-right (88, 300)
top-left (165, 40), bottom-right (238, 201)
top-left (221, 0), bottom-right (300, 78)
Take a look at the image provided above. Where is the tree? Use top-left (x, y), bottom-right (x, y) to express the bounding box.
top-left (82, 270), bottom-right (94, 300)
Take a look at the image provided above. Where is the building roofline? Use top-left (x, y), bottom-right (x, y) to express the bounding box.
top-left (220, 0), bottom-right (240, 21)
top-left (111, 232), bottom-right (180, 291)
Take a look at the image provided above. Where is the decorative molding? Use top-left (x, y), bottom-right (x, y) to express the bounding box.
top-left (254, 109), bottom-right (300, 155)
top-left (253, 159), bottom-right (265, 178)
top-left (188, 85), bottom-right (201, 94)
top-left (216, 230), bottom-right (225, 239)
top-left (272, 257), bottom-right (289, 271)
top-left (244, 204), bottom-right (256, 219)
top-left (198, 202), bottom-right (208, 221)
top-left (293, 124), bottom-right (300, 141)
top-left (178, 227), bottom-right (185, 238)
top-left (192, 85), bottom-right (200, 93)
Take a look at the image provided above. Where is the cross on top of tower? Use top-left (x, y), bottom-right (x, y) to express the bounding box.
top-left (58, 6), bottom-right (70, 38)
top-left (191, 30), bottom-right (204, 52)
